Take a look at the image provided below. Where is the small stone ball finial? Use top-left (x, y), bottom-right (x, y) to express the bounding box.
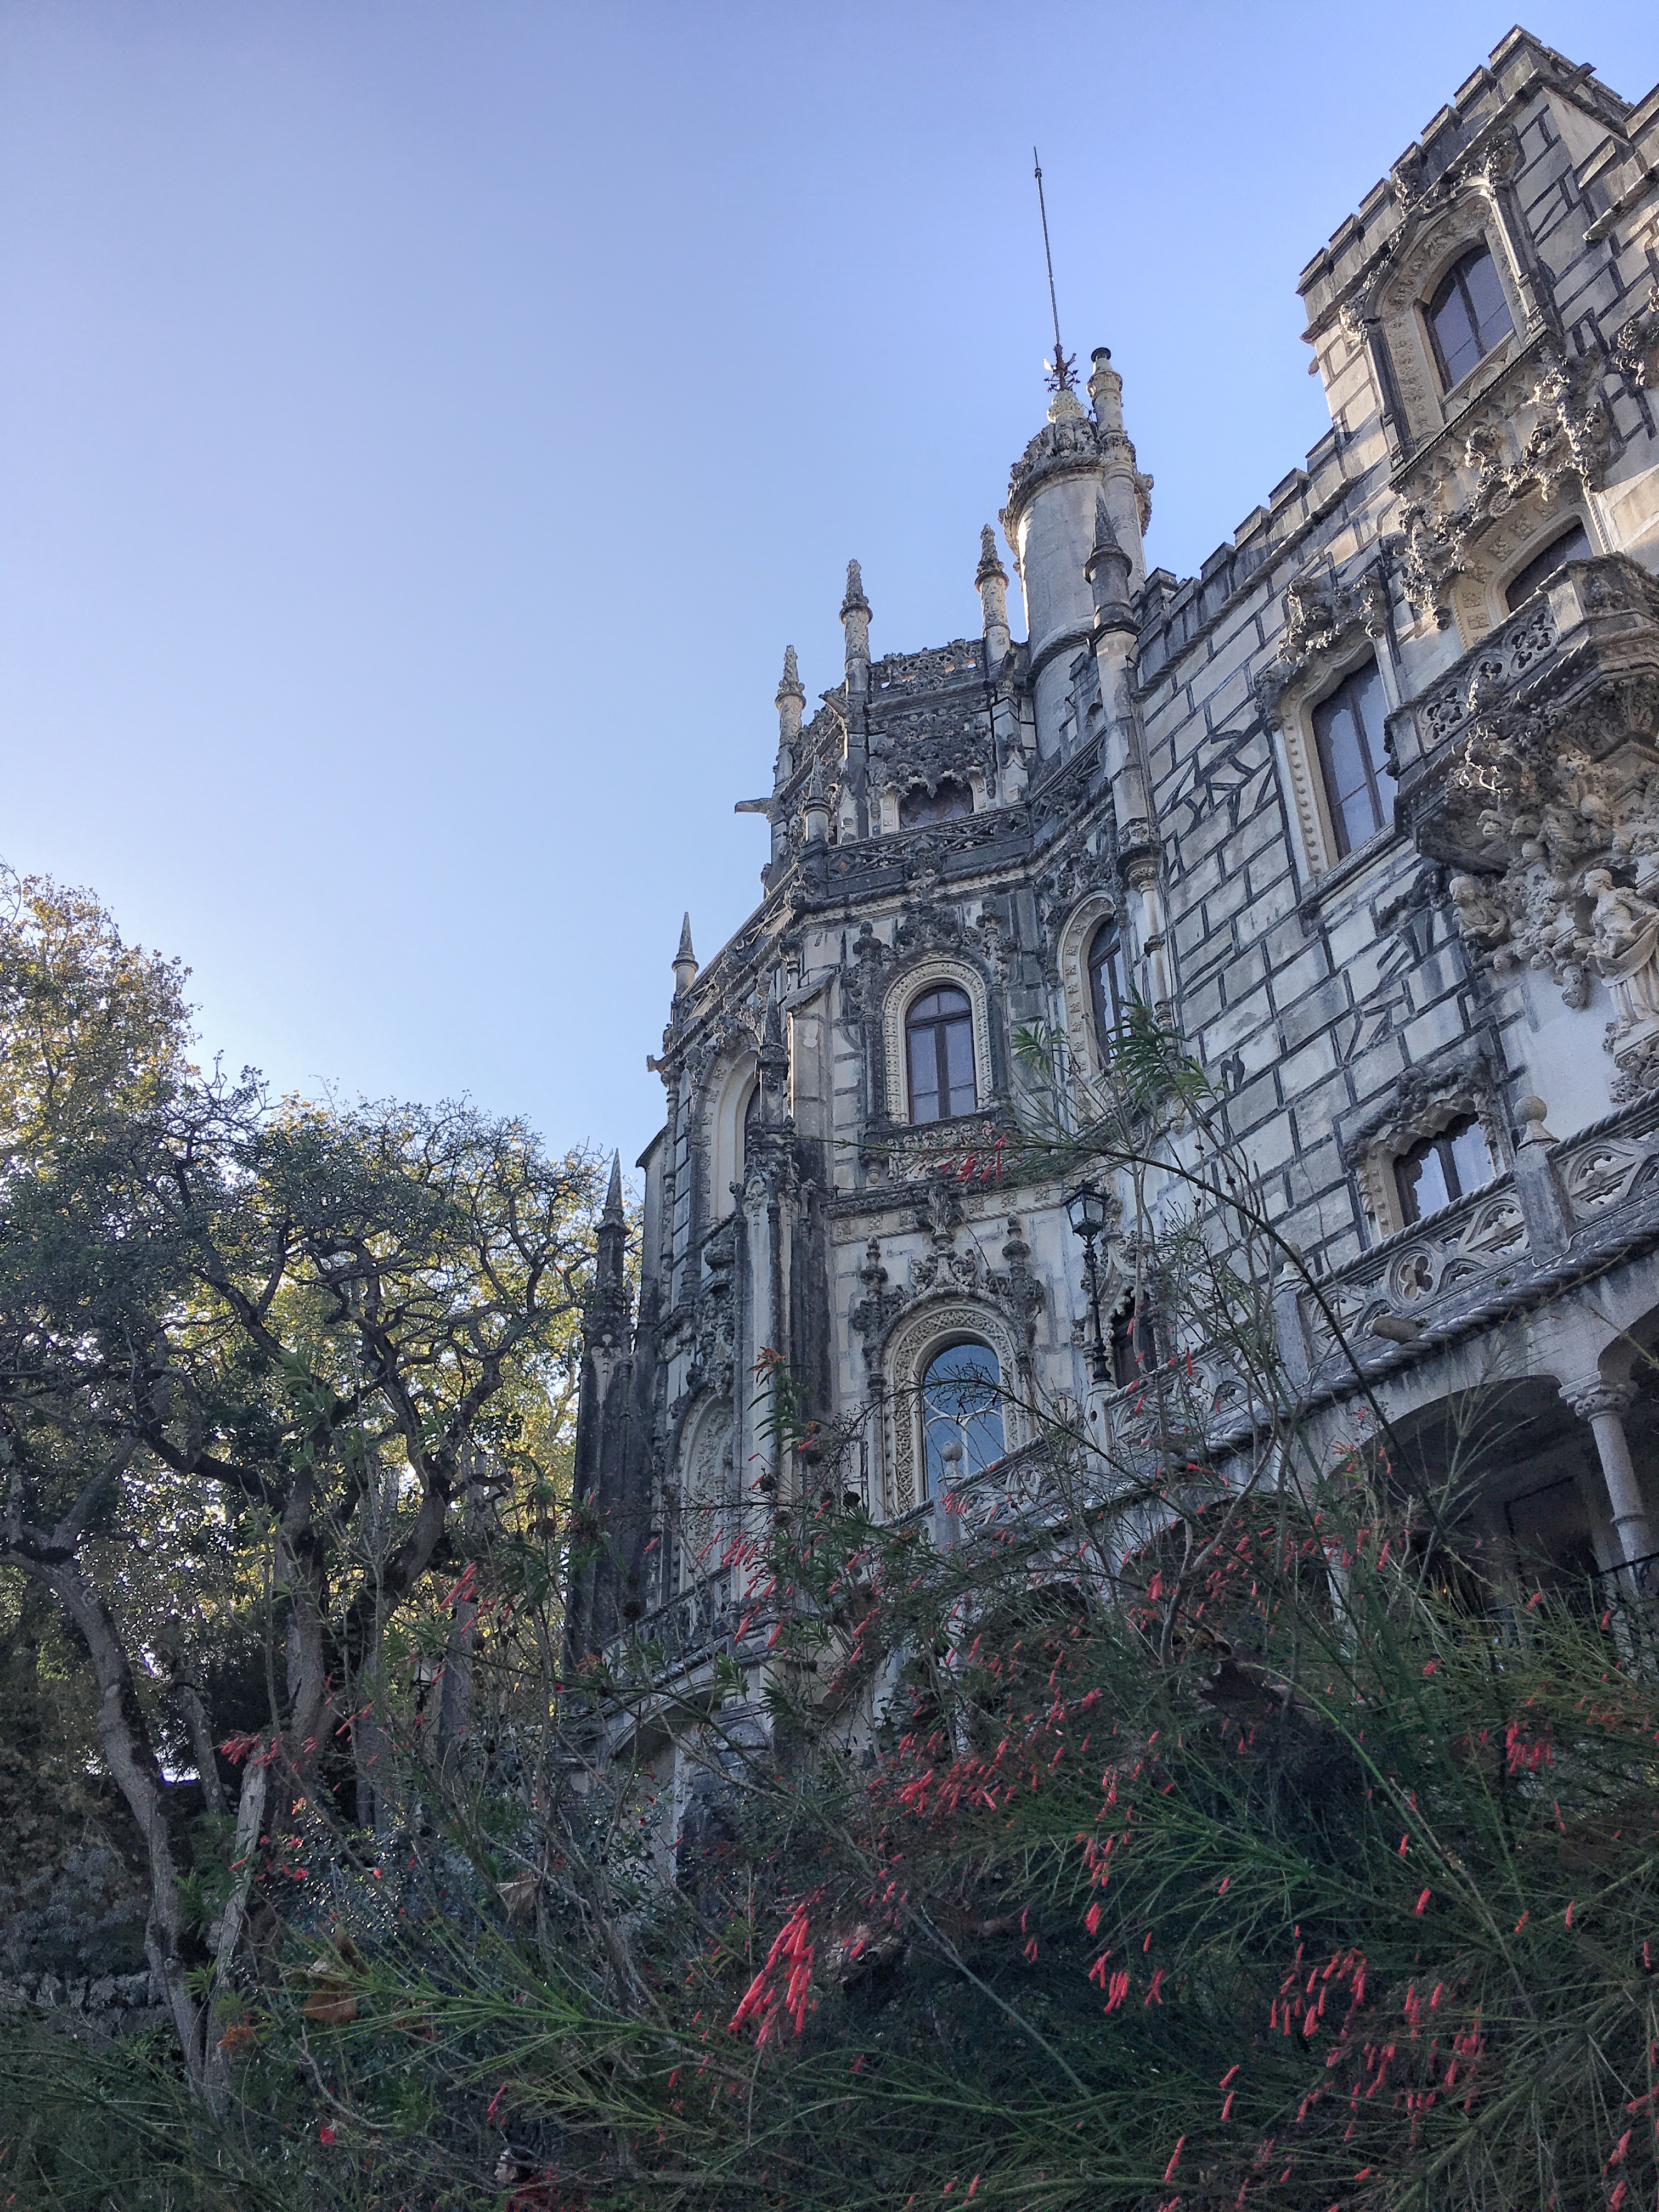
top-left (1517, 1096), bottom-right (1555, 1146)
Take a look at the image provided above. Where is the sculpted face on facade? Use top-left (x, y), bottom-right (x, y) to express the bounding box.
top-left (566, 30), bottom-right (1659, 1803)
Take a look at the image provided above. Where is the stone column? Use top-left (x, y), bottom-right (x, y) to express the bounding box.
top-left (1560, 1378), bottom-right (1656, 1573)
top-left (975, 525), bottom-right (1011, 665)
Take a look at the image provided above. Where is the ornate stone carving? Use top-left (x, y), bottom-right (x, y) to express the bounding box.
top-left (1255, 561), bottom-right (1391, 714)
top-left (1612, 279), bottom-right (1659, 392)
top-left (1387, 347), bottom-right (1611, 628)
top-left (869, 640), bottom-right (985, 694)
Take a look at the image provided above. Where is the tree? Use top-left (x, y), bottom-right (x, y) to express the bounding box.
top-left (0, 872), bottom-right (604, 2097)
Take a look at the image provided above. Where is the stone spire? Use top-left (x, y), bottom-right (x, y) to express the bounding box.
top-left (840, 560), bottom-right (871, 697)
top-left (672, 913), bottom-right (698, 999)
top-left (774, 645), bottom-right (805, 786)
top-left (975, 524), bottom-right (1011, 665)
top-left (594, 1150), bottom-right (627, 1307)
top-left (1085, 489), bottom-right (1133, 625)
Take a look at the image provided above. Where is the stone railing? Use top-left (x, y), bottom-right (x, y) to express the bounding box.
top-left (1299, 1090), bottom-right (1659, 1384)
top-left (601, 1575), bottom-right (731, 1675)
top-left (1391, 555), bottom-right (1659, 787)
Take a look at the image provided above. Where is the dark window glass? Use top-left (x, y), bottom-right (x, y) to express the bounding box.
top-left (1426, 246), bottom-right (1514, 388)
top-left (1109, 1299), bottom-right (1152, 1390)
top-left (1504, 522), bottom-right (1593, 612)
top-left (1395, 1114), bottom-right (1493, 1226)
top-left (900, 779), bottom-right (974, 827)
top-left (1088, 920), bottom-right (1126, 1048)
top-left (906, 986), bottom-right (975, 1124)
top-left (1312, 659), bottom-right (1391, 858)
top-left (922, 1342), bottom-right (1005, 1496)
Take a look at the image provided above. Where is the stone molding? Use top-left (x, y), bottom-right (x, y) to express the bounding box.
top-left (881, 1296), bottom-right (1025, 1517)
top-left (880, 954), bottom-right (996, 1125)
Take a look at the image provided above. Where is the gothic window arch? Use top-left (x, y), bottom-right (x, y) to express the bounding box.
top-left (1446, 495), bottom-right (1599, 644)
top-left (1054, 891), bottom-right (1126, 1083)
top-left (921, 1341), bottom-right (1006, 1497)
top-left (906, 986), bottom-right (975, 1124)
top-left (1087, 918), bottom-right (1126, 1051)
top-left (1312, 657), bottom-right (1391, 860)
top-left (1425, 245), bottom-right (1515, 392)
top-left (881, 959), bottom-right (993, 1124)
top-left (883, 1302), bottom-right (1024, 1516)
top-left (1502, 520), bottom-right (1593, 613)
top-left (706, 1051), bottom-right (759, 1223)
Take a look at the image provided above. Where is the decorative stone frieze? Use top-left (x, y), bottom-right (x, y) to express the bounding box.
top-left (869, 640), bottom-right (985, 694)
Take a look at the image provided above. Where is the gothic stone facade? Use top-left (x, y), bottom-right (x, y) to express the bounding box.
top-left (567, 28), bottom-right (1659, 1807)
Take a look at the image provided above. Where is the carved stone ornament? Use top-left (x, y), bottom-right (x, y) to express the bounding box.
top-left (1342, 1047), bottom-right (1507, 1235)
top-left (869, 640), bottom-right (985, 695)
top-left (1387, 345), bottom-right (1611, 629)
top-left (1612, 279), bottom-right (1659, 393)
top-left (1422, 613), bottom-right (1659, 1097)
top-left (867, 700), bottom-right (995, 795)
top-left (1255, 562), bottom-right (1391, 714)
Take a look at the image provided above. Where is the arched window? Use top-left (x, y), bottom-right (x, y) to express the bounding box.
top-left (1426, 246), bottom-right (1513, 390)
top-left (906, 986), bottom-right (975, 1123)
top-left (1395, 1115), bottom-right (1492, 1226)
top-left (900, 778), bottom-right (973, 828)
top-left (1504, 521), bottom-right (1592, 612)
top-left (1087, 919), bottom-right (1126, 1048)
top-left (922, 1342), bottom-right (1005, 1496)
top-left (1312, 658), bottom-right (1390, 859)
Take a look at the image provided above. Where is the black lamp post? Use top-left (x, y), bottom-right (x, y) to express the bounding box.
top-left (1065, 1180), bottom-right (1113, 1385)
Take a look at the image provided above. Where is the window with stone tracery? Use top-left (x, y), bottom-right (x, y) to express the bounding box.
top-left (1088, 919), bottom-right (1126, 1050)
top-left (906, 987), bottom-right (975, 1124)
top-left (921, 1342), bottom-right (1005, 1497)
top-left (1425, 245), bottom-right (1514, 390)
top-left (1312, 659), bottom-right (1391, 859)
top-left (1395, 1115), bottom-right (1493, 1226)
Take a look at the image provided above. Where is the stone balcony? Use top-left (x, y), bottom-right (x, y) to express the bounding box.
top-left (1297, 1088), bottom-right (1659, 1386)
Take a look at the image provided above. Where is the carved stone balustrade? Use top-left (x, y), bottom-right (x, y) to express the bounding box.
top-left (600, 1576), bottom-right (732, 1679)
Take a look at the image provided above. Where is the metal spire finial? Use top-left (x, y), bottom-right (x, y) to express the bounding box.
top-left (1033, 148), bottom-right (1075, 393)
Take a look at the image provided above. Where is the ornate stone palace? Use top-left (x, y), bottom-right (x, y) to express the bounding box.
top-left (567, 29), bottom-right (1659, 1788)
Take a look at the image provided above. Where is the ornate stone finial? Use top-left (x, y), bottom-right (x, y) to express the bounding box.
top-left (774, 644), bottom-right (806, 786)
top-left (776, 644), bottom-right (804, 717)
top-left (1092, 488), bottom-right (1120, 552)
top-left (975, 524), bottom-right (1011, 665)
top-left (802, 757), bottom-right (830, 844)
top-left (672, 913), bottom-right (698, 999)
top-left (1516, 1095), bottom-right (1556, 1147)
top-left (1086, 488), bottom-right (1133, 622)
top-left (840, 560), bottom-right (871, 693)
top-left (1088, 346), bottom-right (1124, 433)
top-left (602, 1150), bottom-right (624, 1221)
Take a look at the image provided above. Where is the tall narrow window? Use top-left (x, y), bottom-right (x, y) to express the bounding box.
top-left (922, 1342), bottom-right (1005, 1496)
top-left (1395, 1115), bottom-right (1492, 1226)
top-left (1504, 522), bottom-right (1592, 612)
top-left (1088, 919), bottom-right (1126, 1051)
top-left (1313, 660), bottom-right (1391, 859)
top-left (900, 778), bottom-right (974, 827)
top-left (1426, 246), bottom-right (1514, 389)
top-left (906, 987), bottom-right (975, 1123)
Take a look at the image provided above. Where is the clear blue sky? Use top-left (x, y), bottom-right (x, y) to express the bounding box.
top-left (1, 3), bottom-right (1654, 1171)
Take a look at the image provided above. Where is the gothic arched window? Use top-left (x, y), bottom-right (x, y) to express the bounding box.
top-left (1425, 245), bottom-right (1513, 390)
top-left (906, 986), bottom-right (975, 1124)
top-left (1087, 919), bottom-right (1126, 1049)
top-left (900, 778), bottom-right (973, 828)
top-left (1504, 521), bottom-right (1592, 612)
top-left (1312, 658), bottom-right (1390, 859)
top-left (922, 1341), bottom-right (1005, 1496)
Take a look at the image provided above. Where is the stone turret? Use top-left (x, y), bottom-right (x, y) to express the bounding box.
top-left (1000, 377), bottom-right (1105, 760)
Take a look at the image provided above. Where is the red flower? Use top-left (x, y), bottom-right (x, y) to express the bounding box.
top-left (319, 2124), bottom-right (337, 2146)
